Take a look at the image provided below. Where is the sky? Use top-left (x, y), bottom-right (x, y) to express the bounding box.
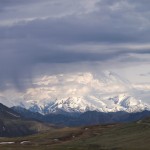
top-left (0, 0), bottom-right (150, 104)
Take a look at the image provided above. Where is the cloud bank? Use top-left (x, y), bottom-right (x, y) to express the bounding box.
top-left (0, 0), bottom-right (150, 89)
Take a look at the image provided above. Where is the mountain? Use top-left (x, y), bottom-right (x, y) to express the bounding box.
top-left (0, 103), bottom-right (53, 137)
top-left (12, 106), bottom-right (44, 121)
top-left (0, 103), bottom-right (21, 119)
top-left (12, 105), bottom-right (150, 127)
top-left (18, 94), bottom-right (149, 115)
top-left (1, 71), bottom-right (150, 115)
top-left (8, 71), bottom-right (148, 115)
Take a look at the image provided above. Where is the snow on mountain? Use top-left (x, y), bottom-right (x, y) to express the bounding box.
top-left (20, 94), bottom-right (149, 115)
top-left (0, 71), bottom-right (149, 114)
top-left (106, 94), bottom-right (149, 112)
top-left (17, 71), bottom-right (149, 114)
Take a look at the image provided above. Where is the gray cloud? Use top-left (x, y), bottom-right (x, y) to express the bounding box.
top-left (0, 0), bottom-right (150, 89)
top-left (140, 72), bottom-right (150, 77)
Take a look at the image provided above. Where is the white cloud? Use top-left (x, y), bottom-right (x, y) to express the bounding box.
top-left (0, 71), bottom-right (132, 106)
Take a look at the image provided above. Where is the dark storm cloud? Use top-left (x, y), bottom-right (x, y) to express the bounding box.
top-left (0, 0), bottom-right (150, 89)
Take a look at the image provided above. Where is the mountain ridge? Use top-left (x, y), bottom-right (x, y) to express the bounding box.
top-left (12, 105), bottom-right (150, 127)
top-left (17, 94), bottom-right (149, 115)
top-left (1, 71), bottom-right (149, 116)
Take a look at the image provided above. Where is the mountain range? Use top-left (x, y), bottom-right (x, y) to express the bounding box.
top-left (2, 71), bottom-right (147, 115)
top-left (0, 100), bottom-right (150, 138)
top-left (0, 71), bottom-right (150, 128)
top-left (18, 94), bottom-right (150, 115)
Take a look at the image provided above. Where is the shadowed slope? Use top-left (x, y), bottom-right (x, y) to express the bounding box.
top-left (0, 103), bottom-right (53, 137)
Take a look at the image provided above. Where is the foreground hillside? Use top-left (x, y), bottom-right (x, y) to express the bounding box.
top-left (0, 118), bottom-right (150, 150)
top-left (0, 103), bottom-right (53, 137)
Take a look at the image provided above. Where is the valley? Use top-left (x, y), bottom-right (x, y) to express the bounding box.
top-left (0, 118), bottom-right (150, 150)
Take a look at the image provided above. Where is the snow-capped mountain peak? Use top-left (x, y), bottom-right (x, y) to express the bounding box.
top-left (18, 94), bottom-right (149, 115)
top-left (0, 71), bottom-right (149, 114)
